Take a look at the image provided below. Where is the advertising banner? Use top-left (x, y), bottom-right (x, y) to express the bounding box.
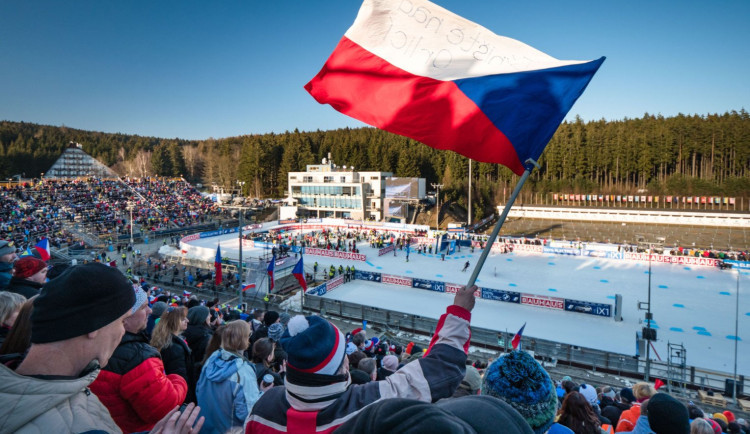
top-left (564, 299), bottom-right (612, 317)
top-left (512, 244), bottom-right (544, 253)
top-left (378, 244), bottom-right (396, 256)
top-left (520, 294), bottom-right (564, 310)
top-left (200, 227), bottom-right (239, 238)
top-left (582, 250), bottom-right (623, 260)
top-left (327, 275), bottom-right (344, 293)
top-left (306, 247), bottom-right (367, 261)
top-left (448, 240), bottom-right (456, 255)
top-left (481, 288), bottom-right (521, 303)
top-left (412, 278), bottom-right (445, 292)
top-left (354, 270), bottom-right (382, 282)
top-left (445, 283), bottom-right (480, 297)
top-left (723, 260), bottom-right (750, 270)
top-left (543, 246), bottom-right (581, 256)
top-left (623, 253), bottom-right (720, 267)
top-left (181, 234), bottom-right (200, 243)
top-left (381, 274), bottom-right (413, 287)
top-left (307, 283), bottom-right (327, 296)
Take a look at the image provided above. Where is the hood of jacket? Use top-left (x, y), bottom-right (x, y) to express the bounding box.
top-left (202, 348), bottom-right (242, 383)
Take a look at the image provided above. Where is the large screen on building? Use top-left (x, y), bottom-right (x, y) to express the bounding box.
top-left (385, 177), bottom-right (421, 199)
top-left (384, 199), bottom-right (406, 217)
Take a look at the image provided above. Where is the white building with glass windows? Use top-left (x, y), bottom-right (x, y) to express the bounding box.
top-left (287, 159), bottom-right (392, 221)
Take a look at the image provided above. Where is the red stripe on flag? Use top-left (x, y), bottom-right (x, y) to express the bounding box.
top-left (305, 37), bottom-right (523, 175)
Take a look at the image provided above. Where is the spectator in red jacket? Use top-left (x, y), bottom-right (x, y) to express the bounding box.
top-left (90, 286), bottom-right (188, 433)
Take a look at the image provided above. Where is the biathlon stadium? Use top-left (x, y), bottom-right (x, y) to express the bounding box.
top-left (171, 209), bottom-right (750, 391)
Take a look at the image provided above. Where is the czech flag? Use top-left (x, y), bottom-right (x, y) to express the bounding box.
top-left (35, 239), bottom-right (51, 261)
top-left (215, 245), bottom-right (222, 285)
top-left (305, 0), bottom-right (604, 175)
top-left (292, 257), bottom-right (307, 291)
top-left (242, 283), bottom-right (256, 292)
top-left (183, 290), bottom-right (192, 297)
top-left (511, 322), bottom-right (526, 350)
top-left (267, 255), bottom-right (275, 291)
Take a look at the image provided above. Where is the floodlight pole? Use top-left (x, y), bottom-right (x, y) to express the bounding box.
top-left (734, 269), bottom-right (739, 402)
top-left (466, 159), bottom-right (539, 289)
top-left (431, 183), bottom-right (443, 230)
top-left (645, 252), bottom-right (652, 381)
top-left (236, 180), bottom-right (246, 306)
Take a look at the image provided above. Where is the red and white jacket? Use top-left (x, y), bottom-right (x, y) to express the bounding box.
top-left (246, 305), bottom-right (471, 433)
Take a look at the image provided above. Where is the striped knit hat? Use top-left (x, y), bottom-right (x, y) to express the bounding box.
top-left (281, 315), bottom-right (346, 376)
top-left (480, 350), bottom-right (558, 434)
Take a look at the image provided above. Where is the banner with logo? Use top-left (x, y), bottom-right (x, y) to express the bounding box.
top-left (354, 270), bottom-right (382, 282)
top-left (381, 274), bottom-right (413, 287)
top-left (412, 278), bottom-right (445, 292)
top-left (564, 299), bottom-right (612, 317)
top-left (481, 288), bottom-right (521, 303)
top-left (307, 247), bottom-right (367, 261)
top-left (521, 294), bottom-right (564, 310)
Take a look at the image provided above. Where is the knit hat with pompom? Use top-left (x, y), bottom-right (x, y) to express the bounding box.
top-left (281, 314), bottom-right (346, 378)
top-left (480, 350), bottom-right (558, 434)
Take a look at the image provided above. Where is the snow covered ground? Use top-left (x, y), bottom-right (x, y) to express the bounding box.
top-left (185, 232), bottom-right (749, 375)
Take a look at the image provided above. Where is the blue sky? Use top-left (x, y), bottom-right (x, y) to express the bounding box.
top-left (1, 0), bottom-right (747, 140)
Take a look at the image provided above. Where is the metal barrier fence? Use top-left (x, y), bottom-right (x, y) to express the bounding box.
top-left (302, 294), bottom-right (747, 398)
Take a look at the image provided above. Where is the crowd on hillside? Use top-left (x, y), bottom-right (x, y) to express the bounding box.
top-left (0, 239), bottom-right (747, 433)
top-left (0, 177), bottom-right (227, 253)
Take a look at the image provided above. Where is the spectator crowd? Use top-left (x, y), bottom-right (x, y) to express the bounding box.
top-left (0, 175), bottom-right (748, 433)
top-left (1, 241), bottom-right (748, 433)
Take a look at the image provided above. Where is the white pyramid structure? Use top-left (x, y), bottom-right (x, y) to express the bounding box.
top-left (44, 142), bottom-right (119, 179)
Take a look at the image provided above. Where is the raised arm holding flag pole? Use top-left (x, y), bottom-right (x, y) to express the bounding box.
top-left (305, 0), bottom-right (604, 288)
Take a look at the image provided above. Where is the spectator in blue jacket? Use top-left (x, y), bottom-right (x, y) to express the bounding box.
top-left (197, 320), bottom-right (273, 433)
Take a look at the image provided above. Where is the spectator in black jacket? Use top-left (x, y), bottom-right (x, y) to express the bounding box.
top-left (600, 386), bottom-right (630, 426)
top-left (151, 306), bottom-right (196, 403)
top-left (90, 287), bottom-right (187, 432)
top-left (184, 305), bottom-right (213, 367)
top-left (6, 257), bottom-right (48, 299)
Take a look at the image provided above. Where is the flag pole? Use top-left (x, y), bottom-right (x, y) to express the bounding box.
top-left (466, 159), bottom-right (539, 289)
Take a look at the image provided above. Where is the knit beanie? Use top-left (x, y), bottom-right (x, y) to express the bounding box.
top-left (13, 257), bottom-right (47, 279)
top-left (132, 286), bottom-right (148, 313)
top-left (279, 312), bottom-right (291, 326)
top-left (723, 411), bottom-right (736, 423)
top-left (712, 413), bottom-right (728, 424)
top-left (151, 301), bottom-right (168, 318)
top-left (268, 322), bottom-right (284, 342)
top-left (264, 310), bottom-right (279, 327)
top-left (346, 341), bottom-right (358, 355)
top-left (620, 387), bottom-right (636, 403)
top-left (706, 418), bottom-right (722, 434)
top-left (579, 384), bottom-right (598, 406)
top-left (480, 351), bottom-right (558, 434)
top-left (187, 305), bottom-right (210, 325)
top-left (647, 393), bottom-right (690, 434)
top-left (31, 263), bottom-right (135, 344)
top-left (382, 355), bottom-right (399, 372)
top-left (281, 314), bottom-right (346, 376)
